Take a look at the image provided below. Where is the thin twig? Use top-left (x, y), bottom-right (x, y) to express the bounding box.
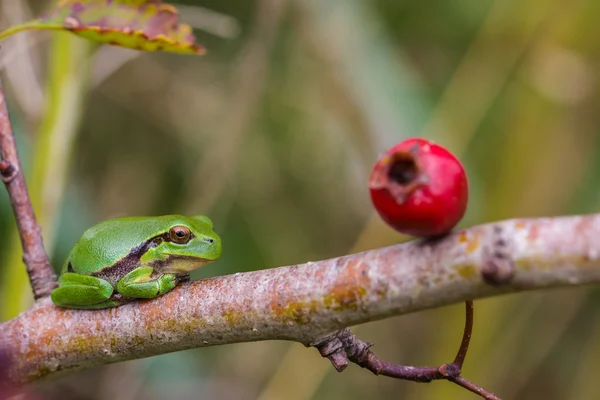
top-left (449, 376), bottom-right (501, 400)
top-left (313, 301), bottom-right (500, 399)
top-left (0, 71), bottom-right (56, 298)
top-left (453, 300), bottom-right (474, 369)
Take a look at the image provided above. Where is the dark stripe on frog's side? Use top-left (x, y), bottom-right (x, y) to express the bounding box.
top-left (90, 231), bottom-right (195, 287)
top-left (89, 236), bottom-right (162, 287)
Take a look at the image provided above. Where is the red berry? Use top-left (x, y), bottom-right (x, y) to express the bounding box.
top-left (369, 137), bottom-right (468, 237)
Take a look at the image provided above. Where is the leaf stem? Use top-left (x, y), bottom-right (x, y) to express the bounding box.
top-left (0, 22), bottom-right (39, 42)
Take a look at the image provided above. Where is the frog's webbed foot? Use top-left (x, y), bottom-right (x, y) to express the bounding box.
top-left (51, 273), bottom-right (114, 309)
top-left (116, 267), bottom-right (178, 299)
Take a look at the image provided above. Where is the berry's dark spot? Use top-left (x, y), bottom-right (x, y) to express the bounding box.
top-left (388, 154), bottom-right (418, 185)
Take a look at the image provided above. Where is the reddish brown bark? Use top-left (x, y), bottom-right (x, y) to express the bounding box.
top-left (1, 214), bottom-right (600, 385)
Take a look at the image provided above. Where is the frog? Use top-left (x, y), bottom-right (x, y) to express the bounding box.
top-left (50, 215), bottom-right (222, 309)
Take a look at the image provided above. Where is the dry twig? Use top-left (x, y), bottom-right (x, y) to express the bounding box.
top-left (312, 302), bottom-right (500, 399)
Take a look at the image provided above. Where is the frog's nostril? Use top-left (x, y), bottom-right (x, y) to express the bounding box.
top-left (205, 238), bottom-right (215, 244)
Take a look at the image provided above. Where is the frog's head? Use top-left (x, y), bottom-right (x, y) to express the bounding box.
top-left (151, 215), bottom-right (222, 273)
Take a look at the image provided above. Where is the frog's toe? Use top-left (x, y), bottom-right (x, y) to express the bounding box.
top-left (158, 274), bottom-right (178, 295)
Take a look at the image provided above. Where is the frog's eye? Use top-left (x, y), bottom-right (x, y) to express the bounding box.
top-left (169, 226), bottom-right (191, 244)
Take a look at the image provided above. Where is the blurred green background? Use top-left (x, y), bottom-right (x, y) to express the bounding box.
top-left (2, 0), bottom-right (600, 399)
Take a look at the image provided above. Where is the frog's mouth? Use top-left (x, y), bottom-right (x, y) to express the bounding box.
top-left (154, 255), bottom-right (214, 274)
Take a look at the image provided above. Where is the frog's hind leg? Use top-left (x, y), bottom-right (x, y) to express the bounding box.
top-left (51, 272), bottom-right (115, 309)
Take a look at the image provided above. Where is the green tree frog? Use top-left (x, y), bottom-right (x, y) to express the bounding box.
top-left (51, 215), bottom-right (222, 309)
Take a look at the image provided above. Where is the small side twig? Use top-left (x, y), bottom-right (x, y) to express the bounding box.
top-left (313, 301), bottom-right (501, 400)
top-left (452, 300), bottom-right (473, 369)
top-left (0, 71), bottom-right (56, 298)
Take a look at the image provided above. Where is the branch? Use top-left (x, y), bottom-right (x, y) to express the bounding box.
top-left (313, 302), bottom-right (501, 400)
top-left (0, 73), bottom-right (56, 298)
top-left (1, 214), bottom-right (600, 385)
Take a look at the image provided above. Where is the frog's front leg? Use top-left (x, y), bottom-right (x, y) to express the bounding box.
top-left (116, 266), bottom-right (178, 299)
top-left (51, 272), bottom-right (115, 309)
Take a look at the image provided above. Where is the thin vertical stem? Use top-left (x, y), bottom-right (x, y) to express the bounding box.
top-left (0, 72), bottom-right (55, 298)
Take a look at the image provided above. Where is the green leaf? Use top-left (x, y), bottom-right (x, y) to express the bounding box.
top-left (0, 0), bottom-right (205, 55)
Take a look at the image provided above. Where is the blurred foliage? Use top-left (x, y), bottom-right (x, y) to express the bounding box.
top-left (1, 0), bottom-right (600, 399)
top-left (0, 0), bottom-right (205, 54)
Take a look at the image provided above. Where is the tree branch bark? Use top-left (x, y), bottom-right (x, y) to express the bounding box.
top-left (2, 213), bottom-right (600, 385)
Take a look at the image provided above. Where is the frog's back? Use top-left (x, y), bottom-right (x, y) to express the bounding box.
top-left (64, 216), bottom-right (186, 275)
